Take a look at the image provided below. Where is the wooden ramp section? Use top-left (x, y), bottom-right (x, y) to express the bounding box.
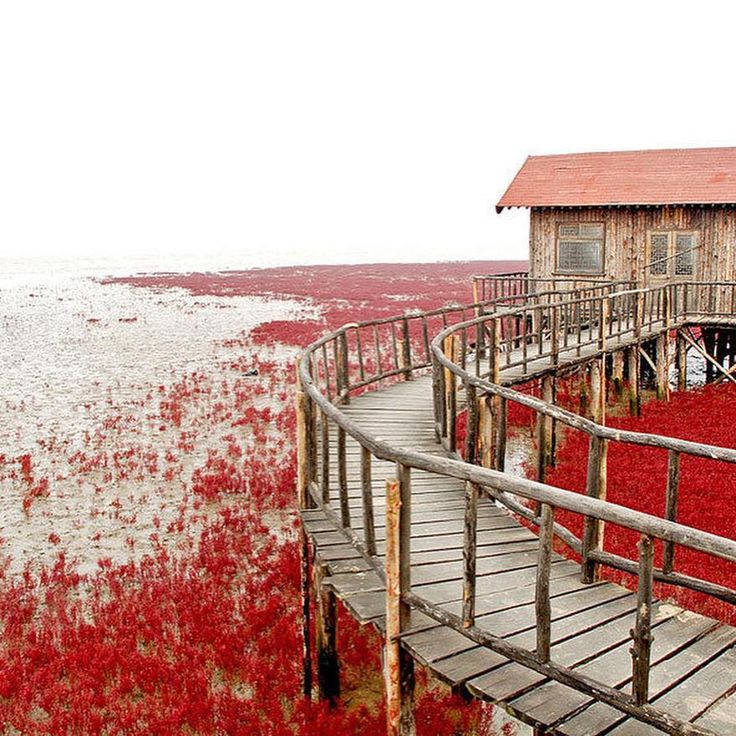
top-left (300, 375), bottom-right (736, 735)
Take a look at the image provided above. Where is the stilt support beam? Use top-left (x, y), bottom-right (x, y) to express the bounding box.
top-left (315, 558), bottom-right (340, 704)
top-left (385, 471), bottom-right (415, 736)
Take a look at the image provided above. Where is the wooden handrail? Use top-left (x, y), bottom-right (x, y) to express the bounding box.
top-left (298, 277), bottom-right (736, 734)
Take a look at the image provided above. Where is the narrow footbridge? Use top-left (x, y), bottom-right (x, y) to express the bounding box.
top-left (296, 275), bottom-right (736, 735)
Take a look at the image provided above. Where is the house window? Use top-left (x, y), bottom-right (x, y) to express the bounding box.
top-left (556, 223), bottom-right (604, 274)
top-left (647, 231), bottom-right (697, 279)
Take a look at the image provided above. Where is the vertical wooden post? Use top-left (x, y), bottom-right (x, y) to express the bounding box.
top-left (535, 409), bottom-right (547, 484)
top-left (535, 503), bottom-right (555, 663)
top-left (321, 409), bottom-right (330, 504)
top-left (676, 330), bottom-right (688, 392)
top-left (478, 394), bottom-right (490, 468)
top-left (299, 524), bottom-right (313, 699)
top-left (632, 534), bottom-right (654, 706)
top-left (662, 450), bottom-right (680, 574)
top-left (612, 351), bottom-right (625, 399)
top-left (296, 360), bottom-right (315, 510)
top-left (432, 352), bottom-right (445, 442)
top-left (385, 471), bottom-right (415, 736)
top-left (627, 346), bottom-right (640, 417)
top-left (296, 359), bottom-right (314, 699)
top-left (337, 332), bottom-right (350, 404)
top-left (495, 396), bottom-right (508, 472)
top-left (541, 374), bottom-right (556, 468)
top-left (590, 358), bottom-right (606, 424)
top-left (337, 427), bottom-right (350, 527)
top-left (443, 335), bottom-right (458, 453)
top-left (314, 557), bottom-right (339, 704)
top-left (296, 362), bottom-right (310, 510)
top-left (400, 317), bottom-right (412, 381)
top-left (581, 435), bottom-right (607, 583)
top-left (462, 482), bottom-right (479, 628)
top-left (361, 447), bottom-right (377, 557)
top-left (465, 382), bottom-right (479, 465)
top-left (655, 332), bottom-right (669, 401)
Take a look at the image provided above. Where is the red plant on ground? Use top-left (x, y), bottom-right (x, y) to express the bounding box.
top-left (545, 382), bottom-right (736, 624)
top-left (0, 262), bottom-right (521, 734)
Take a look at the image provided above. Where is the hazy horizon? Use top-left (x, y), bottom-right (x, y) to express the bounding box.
top-left (3, 1), bottom-right (735, 268)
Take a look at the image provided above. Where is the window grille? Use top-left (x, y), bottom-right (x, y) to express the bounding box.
top-left (556, 223), bottom-right (604, 273)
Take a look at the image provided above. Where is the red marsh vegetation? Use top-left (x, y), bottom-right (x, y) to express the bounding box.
top-left (1, 261), bottom-right (523, 735)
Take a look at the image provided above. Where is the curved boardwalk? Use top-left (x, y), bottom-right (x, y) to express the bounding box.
top-left (298, 279), bottom-right (736, 735)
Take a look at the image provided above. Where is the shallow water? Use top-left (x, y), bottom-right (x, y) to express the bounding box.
top-left (0, 272), bottom-right (313, 574)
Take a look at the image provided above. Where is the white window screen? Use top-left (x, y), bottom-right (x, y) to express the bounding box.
top-left (556, 223), bottom-right (604, 273)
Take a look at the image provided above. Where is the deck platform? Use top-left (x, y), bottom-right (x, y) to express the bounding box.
top-left (301, 376), bottom-right (736, 735)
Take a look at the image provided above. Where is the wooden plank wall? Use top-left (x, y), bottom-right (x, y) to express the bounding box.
top-left (529, 206), bottom-right (736, 284)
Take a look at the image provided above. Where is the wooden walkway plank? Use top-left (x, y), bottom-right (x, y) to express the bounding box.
top-left (555, 623), bottom-right (736, 735)
top-left (301, 303), bottom-right (736, 735)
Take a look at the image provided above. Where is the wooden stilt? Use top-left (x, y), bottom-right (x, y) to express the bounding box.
top-left (581, 435), bottom-right (608, 583)
top-left (300, 524), bottom-right (313, 700)
top-left (495, 397), bottom-right (508, 472)
top-left (655, 332), bottom-right (669, 401)
top-left (478, 395), bottom-right (494, 469)
top-left (612, 350), bottom-right (625, 398)
top-left (315, 558), bottom-right (339, 705)
top-left (578, 366), bottom-right (589, 418)
top-left (541, 374), bottom-right (556, 467)
top-left (590, 358), bottom-right (605, 424)
top-left (385, 472), bottom-right (415, 736)
top-left (627, 346), bottom-right (640, 417)
top-left (676, 330), bottom-right (687, 392)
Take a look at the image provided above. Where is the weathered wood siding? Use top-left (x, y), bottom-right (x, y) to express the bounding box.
top-left (529, 206), bottom-right (736, 284)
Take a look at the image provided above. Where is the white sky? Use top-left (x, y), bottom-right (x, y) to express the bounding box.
top-left (2, 1), bottom-right (736, 268)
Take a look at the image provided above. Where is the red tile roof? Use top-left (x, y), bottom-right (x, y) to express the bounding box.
top-left (496, 147), bottom-right (736, 211)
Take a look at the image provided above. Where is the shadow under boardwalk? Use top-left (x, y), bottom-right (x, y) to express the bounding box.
top-left (300, 375), bottom-right (736, 735)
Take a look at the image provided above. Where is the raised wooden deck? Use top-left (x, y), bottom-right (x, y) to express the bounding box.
top-left (301, 375), bottom-right (736, 734)
top-left (298, 279), bottom-right (736, 735)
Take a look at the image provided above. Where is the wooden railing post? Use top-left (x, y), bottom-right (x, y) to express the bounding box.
top-left (662, 450), bottom-right (681, 574)
top-left (321, 409), bottom-right (330, 504)
top-left (361, 447), bottom-right (377, 557)
top-left (465, 382), bottom-right (479, 464)
top-left (495, 396), bottom-right (508, 472)
top-left (581, 435), bottom-right (607, 583)
top-left (632, 533), bottom-right (654, 706)
top-left (296, 360), bottom-right (316, 510)
top-left (443, 335), bottom-right (458, 453)
top-left (315, 557), bottom-right (340, 704)
top-left (535, 503), bottom-right (555, 663)
top-left (432, 351), bottom-right (445, 442)
top-left (462, 482), bottom-right (479, 628)
top-left (400, 317), bottom-right (412, 381)
top-left (385, 470), bottom-right (415, 736)
top-left (296, 361), bottom-right (310, 510)
top-left (337, 426), bottom-right (350, 527)
top-left (338, 332), bottom-right (350, 403)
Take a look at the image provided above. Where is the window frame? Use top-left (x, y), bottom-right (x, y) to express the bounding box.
top-left (554, 222), bottom-right (606, 275)
top-left (646, 229), bottom-right (698, 280)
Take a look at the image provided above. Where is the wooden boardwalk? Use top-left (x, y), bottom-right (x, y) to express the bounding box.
top-left (301, 374), bottom-right (736, 734)
top-left (298, 281), bottom-right (736, 735)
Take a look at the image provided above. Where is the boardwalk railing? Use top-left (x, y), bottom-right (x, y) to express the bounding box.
top-left (297, 275), bottom-right (736, 735)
